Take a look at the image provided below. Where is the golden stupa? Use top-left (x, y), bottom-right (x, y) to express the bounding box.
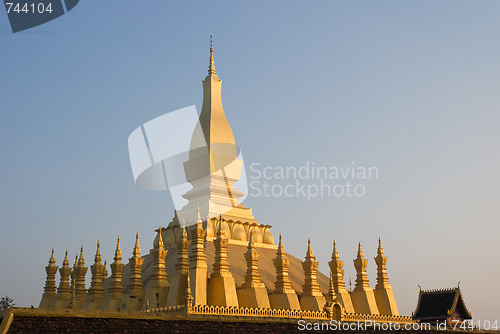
top-left (31, 38), bottom-right (413, 326)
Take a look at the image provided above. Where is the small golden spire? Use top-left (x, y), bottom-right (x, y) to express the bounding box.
top-left (157, 227), bottom-right (164, 249)
top-left (332, 240), bottom-right (339, 258)
top-left (103, 260), bottom-right (108, 277)
top-left (357, 242), bottom-right (364, 257)
top-left (63, 250), bottom-right (69, 266)
top-left (133, 232), bottom-right (141, 257)
top-left (78, 246), bottom-right (85, 265)
top-left (378, 238), bottom-right (384, 255)
top-left (306, 238), bottom-right (314, 258)
top-left (208, 35), bottom-right (216, 75)
top-left (184, 267), bottom-right (193, 307)
top-left (94, 241), bottom-right (101, 263)
top-left (114, 237), bottom-right (122, 260)
top-left (277, 234), bottom-right (285, 255)
top-left (73, 255), bottom-right (78, 269)
top-left (216, 215), bottom-right (224, 238)
top-left (181, 224), bottom-right (188, 241)
top-left (49, 248), bottom-right (56, 264)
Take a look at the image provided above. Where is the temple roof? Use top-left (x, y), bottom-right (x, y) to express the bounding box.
top-left (413, 287), bottom-right (472, 321)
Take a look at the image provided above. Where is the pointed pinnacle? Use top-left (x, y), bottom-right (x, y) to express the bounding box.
top-left (306, 238), bottom-right (314, 258)
top-left (63, 250), bottom-right (69, 266)
top-left (157, 227), bottom-right (164, 249)
top-left (208, 35), bottom-right (216, 75)
top-left (357, 243), bottom-right (364, 258)
top-left (114, 236), bottom-right (122, 260)
top-left (181, 226), bottom-right (188, 241)
top-left (103, 260), bottom-right (108, 277)
top-left (378, 238), bottom-right (384, 255)
top-left (79, 246), bottom-right (85, 264)
top-left (217, 216), bottom-right (223, 238)
top-left (49, 248), bottom-right (56, 264)
top-left (332, 240), bottom-right (339, 258)
top-left (277, 234), bottom-right (285, 255)
top-left (133, 232), bottom-right (141, 257)
top-left (95, 241), bottom-right (102, 263)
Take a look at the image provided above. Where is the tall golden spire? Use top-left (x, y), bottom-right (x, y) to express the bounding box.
top-left (188, 213), bottom-right (208, 306)
top-left (149, 227), bottom-right (168, 284)
top-left (374, 238), bottom-right (389, 289)
top-left (272, 234), bottom-right (293, 294)
top-left (302, 239), bottom-right (322, 298)
top-left (95, 241), bottom-right (101, 263)
top-left (212, 217), bottom-right (230, 276)
top-left (269, 234), bottom-right (300, 310)
top-left (329, 240), bottom-right (347, 293)
top-left (58, 250), bottom-right (71, 294)
top-left (133, 232), bottom-right (141, 257)
top-left (327, 241), bottom-right (355, 313)
top-left (86, 241), bottom-right (105, 309)
top-left (51, 250), bottom-right (72, 309)
top-left (74, 246), bottom-right (88, 308)
top-left (353, 243), bottom-right (370, 291)
top-left (107, 237), bottom-right (124, 298)
top-left (208, 35), bottom-right (216, 75)
top-left (124, 232), bottom-right (145, 311)
top-left (39, 249), bottom-right (58, 308)
top-left (242, 232), bottom-right (264, 288)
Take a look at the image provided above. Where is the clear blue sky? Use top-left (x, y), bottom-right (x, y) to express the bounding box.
top-left (1, 0), bottom-right (499, 321)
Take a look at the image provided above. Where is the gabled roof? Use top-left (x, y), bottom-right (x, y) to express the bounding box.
top-left (413, 287), bottom-right (472, 321)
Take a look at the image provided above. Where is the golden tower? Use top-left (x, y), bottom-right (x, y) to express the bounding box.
top-left (328, 241), bottom-right (355, 313)
top-left (39, 249), bottom-right (58, 308)
top-left (269, 235), bottom-right (300, 310)
top-left (350, 243), bottom-right (379, 314)
top-left (300, 239), bottom-right (326, 311)
top-left (102, 237), bottom-right (124, 310)
top-left (122, 233), bottom-right (145, 311)
top-left (84, 242), bottom-right (105, 310)
top-left (374, 238), bottom-right (399, 315)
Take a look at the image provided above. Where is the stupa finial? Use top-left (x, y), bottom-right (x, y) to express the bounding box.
top-left (378, 238), bottom-right (384, 255)
top-left (306, 238), bottom-right (314, 258)
top-left (63, 249), bottom-right (69, 266)
top-left (157, 227), bottom-right (164, 249)
top-left (357, 242), bottom-right (364, 257)
top-left (277, 234), bottom-right (285, 255)
top-left (49, 248), bottom-right (56, 264)
top-left (94, 241), bottom-right (101, 263)
top-left (78, 246), bottom-right (85, 264)
top-left (208, 35), bottom-right (216, 75)
top-left (114, 237), bottom-right (122, 261)
top-left (133, 232), bottom-right (141, 257)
